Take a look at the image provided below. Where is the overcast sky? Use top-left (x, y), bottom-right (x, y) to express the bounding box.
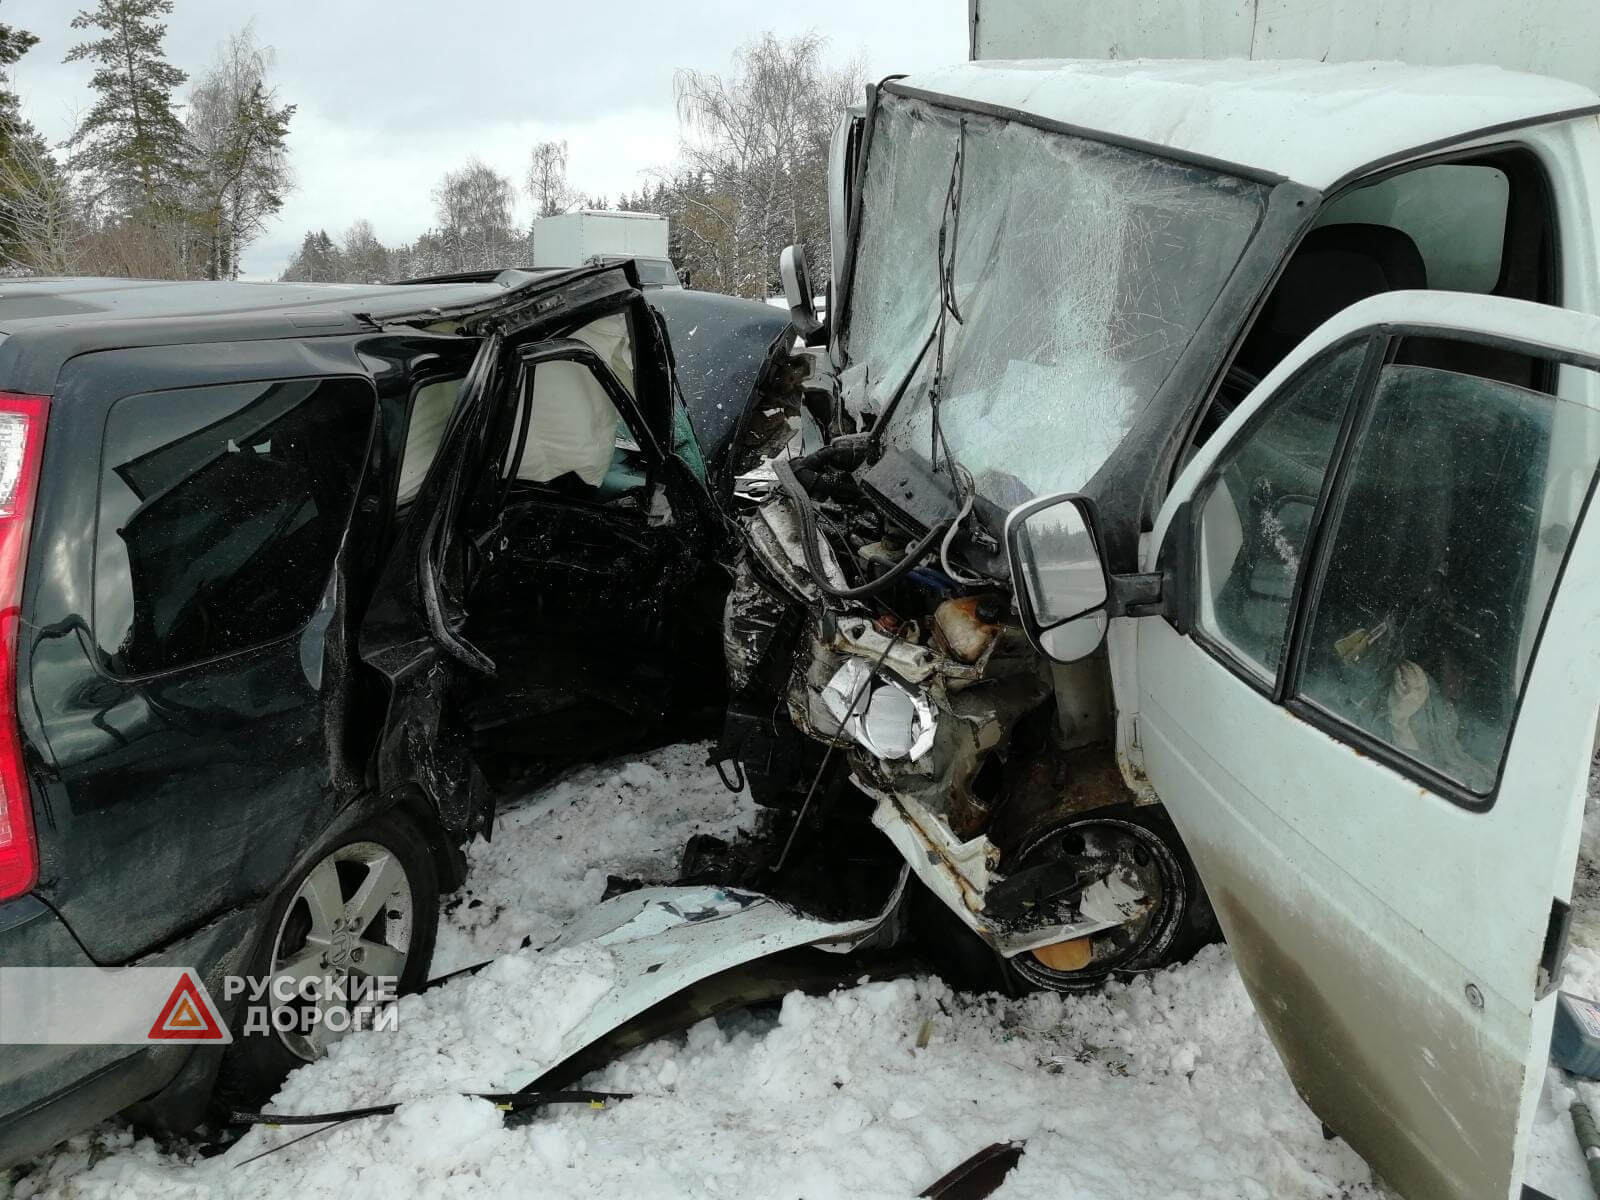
top-left (2, 0), bottom-right (967, 278)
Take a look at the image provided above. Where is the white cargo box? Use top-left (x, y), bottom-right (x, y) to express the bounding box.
top-left (531, 211), bottom-right (670, 269)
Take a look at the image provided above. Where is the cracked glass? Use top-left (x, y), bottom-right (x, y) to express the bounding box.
top-left (848, 94), bottom-right (1269, 506)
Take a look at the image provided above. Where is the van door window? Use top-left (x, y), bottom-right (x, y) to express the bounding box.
top-left (94, 377), bottom-right (377, 676)
top-left (1187, 150), bottom-right (1556, 456)
top-left (1191, 342), bottom-right (1366, 679)
top-left (1314, 163), bottom-right (1510, 293)
top-left (1296, 359), bottom-right (1600, 797)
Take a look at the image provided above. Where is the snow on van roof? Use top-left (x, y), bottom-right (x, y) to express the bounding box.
top-left (890, 59), bottom-right (1600, 189)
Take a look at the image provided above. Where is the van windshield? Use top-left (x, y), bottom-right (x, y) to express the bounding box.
top-left (848, 93), bottom-right (1269, 508)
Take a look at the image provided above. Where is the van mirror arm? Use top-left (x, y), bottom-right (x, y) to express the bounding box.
top-left (1108, 572), bottom-right (1164, 618)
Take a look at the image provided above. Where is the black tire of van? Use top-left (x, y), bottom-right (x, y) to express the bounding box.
top-left (212, 810), bottom-right (439, 1119)
top-left (912, 804), bottom-right (1218, 996)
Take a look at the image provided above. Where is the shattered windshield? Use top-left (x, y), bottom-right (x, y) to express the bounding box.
top-left (848, 94), bottom-right (1269, 507)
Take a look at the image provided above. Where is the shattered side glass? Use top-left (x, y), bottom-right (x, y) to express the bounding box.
top-left (847, 94), bottom-right (1269, 506)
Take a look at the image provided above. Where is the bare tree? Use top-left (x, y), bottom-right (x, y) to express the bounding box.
top-left (673, 33), bottom-right (864, 297)
top-left (340, 218), bottom-right (389, 282)
top-left (433, 158), bottom-right (517, 269)
top-left (185, 25), bottom-right (295, 279)
top-left (526, 139), bottom-right (574, 219)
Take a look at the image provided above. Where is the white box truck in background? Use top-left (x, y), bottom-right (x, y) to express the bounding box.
top-left (530, 210), bottom-right (679, 286)
top-left (965, 0), bottom-right (1600, 90)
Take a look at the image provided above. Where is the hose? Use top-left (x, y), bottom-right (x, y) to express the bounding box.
top-left (938, 464), bottom-right (984, 586)
top-left (773, 455), bottom-right (951, 601)
top-left (228, 1089), bottom-right (631, 1167)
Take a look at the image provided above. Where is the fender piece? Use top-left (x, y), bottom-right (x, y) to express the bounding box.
top-left (504, 870), bottom-right (907, 1089)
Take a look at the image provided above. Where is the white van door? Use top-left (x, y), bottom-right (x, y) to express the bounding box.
top-left (1134, 292), bottom-right (1600, 1200)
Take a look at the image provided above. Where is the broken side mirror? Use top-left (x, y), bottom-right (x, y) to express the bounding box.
top-left (780, 244), bottom-right (825, 344)
top-left (1005, 493), bottom-right (1111, 664)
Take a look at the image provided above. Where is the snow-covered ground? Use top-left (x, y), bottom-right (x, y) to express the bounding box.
top-left (10, 743), bottom-right (1600, 1198)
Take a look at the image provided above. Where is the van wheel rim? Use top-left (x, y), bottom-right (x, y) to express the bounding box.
top-left (267, 841), bottom-right (414, 1061)
top-left (1008, 818), bottom-right (1184, 992)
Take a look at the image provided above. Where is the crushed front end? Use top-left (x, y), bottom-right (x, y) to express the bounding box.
top-left (716, 439), bottom-right (1202, 992)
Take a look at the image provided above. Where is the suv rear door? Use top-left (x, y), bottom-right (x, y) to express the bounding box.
top-left (1132, 292), bottom-right (1600, 1199)
top-left (24, 338), bottom-right (385, 962)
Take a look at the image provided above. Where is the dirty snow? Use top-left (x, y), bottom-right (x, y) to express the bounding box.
top-left (10, 741), bottom-right (1600, 1199)
top-left (1525, 755), bottom-right (1600, 1198)
top-left (433, 743), bottom-right (759, 973)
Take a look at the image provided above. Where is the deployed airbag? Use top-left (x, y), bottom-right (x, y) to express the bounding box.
top-left (515, 360), bottom-right (620, 487)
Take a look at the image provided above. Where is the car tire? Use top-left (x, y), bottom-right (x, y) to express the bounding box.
top-left (211, 810), bottom-right (439, 1118)
top-left (913, 804), bottom-right (1217, 996)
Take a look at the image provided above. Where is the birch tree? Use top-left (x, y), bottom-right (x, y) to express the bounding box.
top-left (672, 33), bottom-right (864, 297)
top-left (340, 218), bottom-right (390, 282)
top-left (526, 139), bottom-right (573, 219)
top-left (185, 26), bottom-right (294, 279)
top-left (433, 159), bottom-right (517, 269)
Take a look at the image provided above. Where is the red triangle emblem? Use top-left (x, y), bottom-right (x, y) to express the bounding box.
top-left (147, 972), bottom-right (227, 1041)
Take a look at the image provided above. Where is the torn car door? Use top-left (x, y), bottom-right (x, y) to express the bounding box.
top-left (454, 306), bottom-right (727, 778)
top-left (359, 265), bottom-right (647, 835)
top-left (1132, 292), bottom-right (1600, 1200)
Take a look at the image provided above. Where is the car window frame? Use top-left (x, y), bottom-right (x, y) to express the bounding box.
top-left (1189, 325), bottom-right (1600, 812)
top-left (90, 372), bottom-right (381, 682)
top-left (1185, 333), bottom-right (1383, 697)
top-left (1169, 142), bottom-right (1563, 490)
top-left (485, 338), bottom-right (665, 516)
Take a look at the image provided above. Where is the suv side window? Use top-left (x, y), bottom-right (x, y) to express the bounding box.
top-left (94, 377), bottom-right (377, 676)
top-left (1295, 360), bottom-right (1600, 796)
top-left (1192, 342), bottom-right (1366, 679)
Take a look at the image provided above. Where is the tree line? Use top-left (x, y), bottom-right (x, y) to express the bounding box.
top-left (0, 4), bottom-right (862, 298)
top-left (282, 33), bottom-right (862, 299)
top-left (0, 0), bottom-right (292, 280)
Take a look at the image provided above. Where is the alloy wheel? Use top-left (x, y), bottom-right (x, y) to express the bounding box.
top-left (266, 840), bottom-right (415, 1060)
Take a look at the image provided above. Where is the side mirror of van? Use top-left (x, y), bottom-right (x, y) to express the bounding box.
top-left (1004, 493), bottom-right (1112, 663)
top-left (780, 244), bottom-right (825, 343)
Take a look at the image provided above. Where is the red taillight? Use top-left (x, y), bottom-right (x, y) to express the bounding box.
top-left (0, 393), bottom-right (47, 901)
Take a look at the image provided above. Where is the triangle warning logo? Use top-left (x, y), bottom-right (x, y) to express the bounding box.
top-left (146, 972), bottom-right (228, 1041)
